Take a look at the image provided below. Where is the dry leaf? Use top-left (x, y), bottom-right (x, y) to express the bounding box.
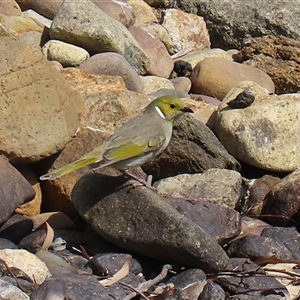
top-left (181, 280), bottom-right (207, 300)
top-left (30, 212), bottom-right (76, 230)
top-left (263, 263), bottom-right (300, 299)
top-left (40, 222), bottom-right (54, 251)
top-left (99, 259), bottom-right (130, 286)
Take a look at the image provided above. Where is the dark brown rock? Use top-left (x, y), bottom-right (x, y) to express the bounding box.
top-left (262, 170), bottom-right (300, 226)
top-left (72, 173), bottom-right (229, 273)
top-left (236, 35), bottom-right (300, 94)
top-left (0, 157), bottom-right (35, 225)
top-left (142, 114), bottom-right (240, 182)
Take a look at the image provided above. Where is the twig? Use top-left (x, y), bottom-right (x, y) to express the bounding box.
top-left (122, 264), bottom-right (172, 300)
top-left (120, 282), bottom-right (150, 300)
top-left (0, 258), bottom-right (24, 291)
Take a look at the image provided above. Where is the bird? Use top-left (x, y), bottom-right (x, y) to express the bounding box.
top-left (40, 95), bottom-right (193, 188)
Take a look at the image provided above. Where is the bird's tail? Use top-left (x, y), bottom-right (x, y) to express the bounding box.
top-left (40, 156), bottom-right (99, 180)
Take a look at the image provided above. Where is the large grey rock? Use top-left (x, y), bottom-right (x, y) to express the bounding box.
top-left (50, 0), bottom-right (149, 74)
top-left (142, 114), bottom-right (240, 181)
top-left (72, 173), bottom-right (229, 273)
top-left (216, 81), bottom-right (300, 172)
top-left (176, 0), bottom-right (300, 49)
top-left (0, 36), bottom-right (82, 163)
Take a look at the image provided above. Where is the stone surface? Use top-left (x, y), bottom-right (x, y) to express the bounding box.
top-left (156, 169), bottom-right (245, 209)
top-left (127, 0), bottom-right (157, 26)
top-left (263, 170), bottom-right (300, 226)
top-left (163, 196), bottom-right (241, 245)
top-left (50, 0), bottom-right (149, 74)
top-left (143, 114), bottom-right (240, 182)
top-left (14, 165), bottom-right (42, 217)
top-left (161, 9), bottom-right (210, 53)
top-left (79, 52), bottom-right (144, 92)
top-left (72, 173), bottom-right (229, 273)
top-left (0, 279), bottom-right (29, 300)
top-left (176, 0), bottom-right (300, 50)
top-left (191, 57), bottom-right (275, 99)
top-left (236, 35), bottom-right (300, 95)
top-left (42, 40), bottom-right (89, 67)
top-left (216, 81), bottom-right (300, 172)
top-left (21, 9), bottom-right (52, 28)
top-left (0, 36), bottom-right (82, 163)
top-left (0, 0), bottom-right (21, 16)
top-left (0, 13), bottom-right (43, 37)
top-left (129, 26), bottom-right (173, 78)
top-left (0, 249), bottom-right (50, 285)
top-left (140, 76), bottom-right (175, 95)
top-left (0, 157), bottom-right (35, 225)
top-left (171, 77), bottom-right (191, 93)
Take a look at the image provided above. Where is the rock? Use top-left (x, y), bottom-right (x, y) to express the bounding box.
top-left (162, 196), bottom-right (241, 245)
top-left (61, 68), bottom-right (126, 97)
top-left (191, 57), bottom-right (275, 99)
top-left (0, 158), bottom-right (35, 225)
top-left (147, 89), bottom-right (189, 100)
top-left (0, 249), bottom-right (50, 285)
top-left (0, 279), bottom-right (29, 300)
top-left (129, 26), bottom-right (173, 78)
top-left (241, 216), bottom-right (272, 237)
top-left (72, 173), bottom-right (229, 273)
top-left (237, 175), bottom-right (281, 216)
top-left (79, 52), bottom-right (144, 92)
top-left (141, 22), bottom-right (174, 54)
top-left (161, 9), bottom-right (210, 53)
top-left (140, 76), bottom-right (175, 95)
top-left (0, 238), bottom-right (18, 250)
top-left (87, 253), bottom-right (142, 276)
top-left (14, 165), bottom-right (42, 217)
top-left (127, 0), bottom-right (157, 26)
top-left (215, 81), bottom-right (300, 172)
top-left (262, 170), bottom-right (300, 226)
top-left (0, 0), bottom-right (21, 16)
top-left (236, 35), bottom-right (300, 94)
top-left (143, 0), bottom-right (172, 7)
top-left (170, 77), bottom-right (191, 93)
top-left (31, 273), bottom-right (128, 299)
top-left (174, 48), bottom-right (232, 69)
top-left (226, 235), bottom-right (292, 260)
top-left (50, 0), bottom-right (149, 74)
top-left (21, 9), bottom-right (52, 28)
top-left (219, 258), bottom-right (288, 297)
top-left (142, 114), bottom-right (240, 182)
top-left (36, 251), bottom-right (78, 276)
top-left (42, 40), bottom-right (89, 67)
top-left (176, 0), bottom-right (300, 50)
top-left (0, 13), bottom-right (43, 37)
top-left (19, 227), bottom-right (48, 253)
top-left (261, 227), bottom-right (300, 260)
top-left (199, 282), bottom-right (226, 300)
top-left (0, 214), bottom-right (33, 244)
top-left (92, 0), bottom-right (135, 28)
top-left (0, 36), bottom-right (82, 163)
top-left (156, 169), bottom-right (245, 210)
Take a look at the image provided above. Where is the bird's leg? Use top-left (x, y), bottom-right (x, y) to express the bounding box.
top-left (122, 170), bottom-right (156, 191)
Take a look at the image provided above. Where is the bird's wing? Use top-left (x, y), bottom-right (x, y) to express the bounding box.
top-left (103, 133), bottom-right (166, 162)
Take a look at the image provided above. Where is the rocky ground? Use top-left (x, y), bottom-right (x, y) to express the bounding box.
top-left (1, 0), bottom-right (300, 299)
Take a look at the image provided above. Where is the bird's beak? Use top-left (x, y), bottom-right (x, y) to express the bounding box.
top-left (181, 107), bottom-right (194, 113)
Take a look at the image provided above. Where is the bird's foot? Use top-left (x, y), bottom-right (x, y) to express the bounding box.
top-left (123, 171), bottom-right (157, 191)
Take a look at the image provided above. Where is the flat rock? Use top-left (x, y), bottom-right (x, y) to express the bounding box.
top-left (191, 57), bottom-right (274, 99)
top-left (50, 0), bottom-right (149, 74)
top-left (0, 157), bottom-right (35, 225)
top-left (215, 81), bottom-right (300, 172)
top-left (0, 36), bottom-right (82, 163)
top-left (72, 173), bottom-right (229, 273)
top-left (127, 0), bottom-right (157, 26)
top-left (142, 114), bottom-right (240, 181)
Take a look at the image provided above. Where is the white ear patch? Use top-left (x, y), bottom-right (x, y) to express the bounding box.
top-left (155, 106), bottom-right (165, 119)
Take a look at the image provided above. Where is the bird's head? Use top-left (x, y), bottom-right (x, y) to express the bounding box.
top-left (148, 96), bottom-right (193, 122)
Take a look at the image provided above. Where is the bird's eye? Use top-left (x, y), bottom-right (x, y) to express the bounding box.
top-left (170, 104), bottom-right (176, 109)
